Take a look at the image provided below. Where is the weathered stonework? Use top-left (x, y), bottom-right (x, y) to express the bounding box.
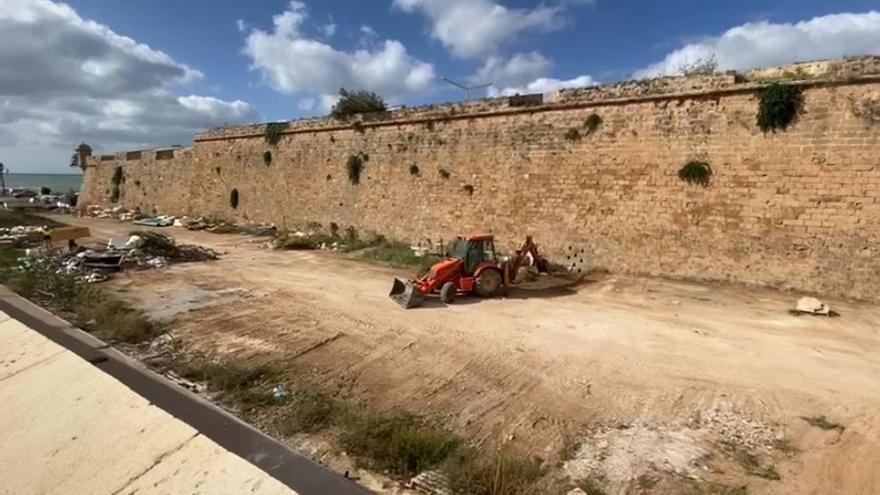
top-left (81, 57), bottom-right (880, 300)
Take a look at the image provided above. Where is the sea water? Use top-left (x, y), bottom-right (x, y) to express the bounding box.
top-left (1, 173), bottom-right (82, 192)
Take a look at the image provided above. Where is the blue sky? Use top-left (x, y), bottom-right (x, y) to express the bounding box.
top-left (1, 0), bottom-right (879, 173)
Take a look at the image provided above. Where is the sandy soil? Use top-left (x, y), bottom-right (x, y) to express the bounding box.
top-left (58, 215), bottom-right (880, 494)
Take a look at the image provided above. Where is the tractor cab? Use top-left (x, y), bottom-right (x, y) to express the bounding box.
top-left (450, 234), bottom-right (497, 276)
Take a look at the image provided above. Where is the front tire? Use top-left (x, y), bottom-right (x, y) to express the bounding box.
top-left (475, 269), bottom-right (502, 297)
top-left (440, 281), bottom-right (457, 304)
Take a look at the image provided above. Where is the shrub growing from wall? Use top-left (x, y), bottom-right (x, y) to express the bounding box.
top-left (331, 88), bottom-right (387, 119)
top-left (757, 84), bottom-right (802, 133)
top-left (678, 161), bottom-right (712, 186)
top-left (264, 122), bottom-right (289, 146)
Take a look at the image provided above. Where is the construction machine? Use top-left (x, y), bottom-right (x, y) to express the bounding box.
top-left (389, 234), bottom-right (547, 309)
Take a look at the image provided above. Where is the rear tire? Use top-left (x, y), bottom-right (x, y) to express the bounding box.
top-left (475, 269), bottom-right (502, 297)
top-left (440, 281), bottom-right (456, 304)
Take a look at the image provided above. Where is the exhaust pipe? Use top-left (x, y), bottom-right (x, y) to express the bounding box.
top-left (389, 278), bottom-right (424, 309)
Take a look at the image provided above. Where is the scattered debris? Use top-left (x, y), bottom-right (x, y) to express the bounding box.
top-left (0, 225), bottom-right (47, 247)
top-left (564, 423), bottom-right (709, 487)
top-left (408, 470), bottom-right (452, 495)
top-left (133, 215), bottom-right (175, 227)
top-left (272, 385), bottom-right (289, 403)
top-left (9, 227), bottom-right (218, 285)
top-left (792, 296), bottom-right (835, 316)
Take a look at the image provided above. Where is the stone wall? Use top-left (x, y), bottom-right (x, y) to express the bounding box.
top-left (81, 147), bottom-right (193, 216)
top-left (80, 57), bottom-right (880, 300)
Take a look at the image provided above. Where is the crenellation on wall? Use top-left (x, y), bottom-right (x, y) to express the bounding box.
top-left (80, 57), bottom-right (880, 300)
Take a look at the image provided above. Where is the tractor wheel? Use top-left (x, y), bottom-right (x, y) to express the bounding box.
top-left (475, 269), bottom-right (502, 297)
top-left (440, 281), bottom-right (457, 304)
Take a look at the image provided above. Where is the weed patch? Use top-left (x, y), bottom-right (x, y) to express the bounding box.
top-left (757, 83), bottom-right (802, 133)
top-left (347, 153), bottom-right (366, 185)
top-left (180, 360), bottom-right (278, 407)
top-left (273, 387), bottom-right (340, 434)
top-left (678, 160), bottom-right (712, 186)
top-left (263, 150), bottom-right (272, 166)
top-left (2, 253), bottom-right (159, 344)
top-left (341, 413), bottom-right (458, 477)
top-left (444, 448), bottom-right (547, 495)
top-left (584, 114), bottom-right (603, 134)
top-left (564, 128), bottom-right (582, 141)
top-left (264, 122), bottom-right (289, 146)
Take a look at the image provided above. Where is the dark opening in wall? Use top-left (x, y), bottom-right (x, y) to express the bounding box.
top-left (230, 188), bottom-right (239, 209)
top-left (263, 150), bottom-right (272, 166)
top-left (125, 151), bottom-right (142, 160)
top-left (155, 149), bottom-right (174, 160)
top-left (100, 155), bottom-right (115, 161)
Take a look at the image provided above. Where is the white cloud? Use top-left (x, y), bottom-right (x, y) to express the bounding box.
top-left (473, 52), bottom-right (595, 97)
top-left (489, 75), bottom-right (596, 97)
top-left (360, 25), bottom-right (378, 38)
top-left (320, 21), bottom-right (336, 37)
top-left (244, 1), bottom-right (436, 110)
top-left (637, 11), bottom-right (880, 78)
top-left (475, 52), bottom-right (553, 87)
top-left (393, 0), bottom-right (575, 58)
top-left (236, 19), bottom-right (247, 32)
top-left (0, 0), bottom-right (259, 173)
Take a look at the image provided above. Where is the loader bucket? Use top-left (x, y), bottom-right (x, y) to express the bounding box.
top-left (389, 278), bottom-right (423, 309)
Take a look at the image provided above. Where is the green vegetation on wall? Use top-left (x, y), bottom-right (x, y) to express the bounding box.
top-left (584, 113), bottom-right (603, 134)
top-left (347, 153), bottom-right (369, 185)
top-left (678, 160), bottom-right (712, 186)
top-left (564, 128), bottom-right (581, 141)
top-left (263, 150), bottom-right (272, 166)
top-left (756, 83), bottom-right (802, 133)
top-left (264, 122), bottom-right (289, 146)
top-left (331, 88), bottom-right (387, 119)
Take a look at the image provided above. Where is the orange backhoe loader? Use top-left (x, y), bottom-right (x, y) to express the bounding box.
top-left (389, 234), bottom-right (547, 309)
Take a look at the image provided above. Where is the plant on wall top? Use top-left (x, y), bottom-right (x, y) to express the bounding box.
top-left (678, 160), bottom-right (712, 186)
top-left (756, 83), bottom-right (802, 133)
top-left (331, 88), bottom-right (386, 119)
top-left (265, 122), bottom-right (289, 145)
top-left (584, 114), bottom-right (603, 134)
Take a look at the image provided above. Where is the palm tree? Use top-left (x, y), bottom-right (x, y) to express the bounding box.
top-left (73, 143), bottom-right (92, 169)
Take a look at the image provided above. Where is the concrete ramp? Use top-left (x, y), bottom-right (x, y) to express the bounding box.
top-left (0, 288), bottom-right (370, 495)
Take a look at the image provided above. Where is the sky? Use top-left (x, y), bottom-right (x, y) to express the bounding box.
top-left (2, 0), bottom-right (880, 174)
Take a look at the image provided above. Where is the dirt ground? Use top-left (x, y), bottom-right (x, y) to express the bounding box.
top-left (58, 215), bottom-right (880, 494)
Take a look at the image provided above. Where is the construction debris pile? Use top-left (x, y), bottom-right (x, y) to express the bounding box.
top-left (26, 231), bottom-right (218, 284)
top-left (81, 205), bottom-right (276, 236)
top-left (0, 225), bottom-right (48, 247)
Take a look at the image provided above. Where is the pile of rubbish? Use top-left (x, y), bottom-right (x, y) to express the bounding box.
top-left (81, 205), bottom-right (276, 236)
top-left (0, 225), bottom-right (48, 247)
top-left (42, 231), bottom-right (218, 284)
